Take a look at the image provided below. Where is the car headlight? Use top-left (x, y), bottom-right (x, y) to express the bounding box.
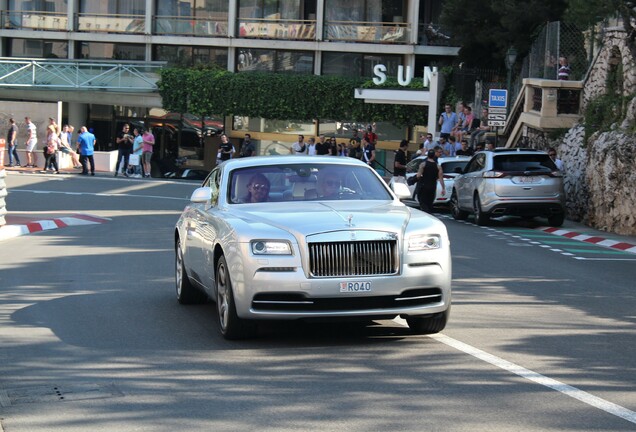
top-left (408, 234), bottom-right (441, 251)
top-left (251, 240), bottom-right (292, 255)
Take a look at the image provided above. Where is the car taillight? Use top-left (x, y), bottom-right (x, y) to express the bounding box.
top-left (482, 171), bottom-right (507, 178)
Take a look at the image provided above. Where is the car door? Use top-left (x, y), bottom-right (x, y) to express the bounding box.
top-left (185, 168), bottom-right (220, 288)
top-left (456, 153), bottom-right (486, 209)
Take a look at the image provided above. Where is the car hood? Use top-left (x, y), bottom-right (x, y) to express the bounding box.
top-left (227, 201), bottom-right (442, 240)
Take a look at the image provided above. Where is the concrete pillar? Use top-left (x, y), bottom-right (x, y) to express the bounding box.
top-left (145, 0), bottom-right (153, 35)
top-left (68, 102), bottom-right (88, 136)
top-left (428, 70), bottom-right (443, 137)
top-left (228, 0), bottom-right (237, 38)
top-left (315, 0), bottom-right (324, 41)
top-left (407, 0), bottom-right (420, 45)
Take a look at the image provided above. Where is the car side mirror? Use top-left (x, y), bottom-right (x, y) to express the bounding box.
top-left (392, 182), bottom-right (412, 200)
top-left (190, 187), bottom-right (212, 203)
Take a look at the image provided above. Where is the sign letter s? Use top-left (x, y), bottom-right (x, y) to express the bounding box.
top-left (373, 64), bottom-right (387, 85)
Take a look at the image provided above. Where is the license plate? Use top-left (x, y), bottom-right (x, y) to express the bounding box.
top-left (513, 176), bottom-right (540, 183)
top-left (340, 281), bottom-right (372, 293)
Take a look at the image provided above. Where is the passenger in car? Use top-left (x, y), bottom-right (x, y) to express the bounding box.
top-left (243, 173), bottom-right (270, 203)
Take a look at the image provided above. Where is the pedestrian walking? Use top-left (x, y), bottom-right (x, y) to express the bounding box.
top-left (24, 116), bottom-right (38, 168)
top-left (6, 118), bottom-right (21, 167)
top-left (77, 126), bottom-right (96, 176)
top-left (416, 149), bottom-right (445, 213)
top-left (114, 123), bottom-right (134, 177)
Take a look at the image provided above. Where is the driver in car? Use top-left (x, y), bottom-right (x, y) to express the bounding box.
top-left (316, 169), bottom-right (342, 199)
top-left (243, 173), bottom-right (270, 203)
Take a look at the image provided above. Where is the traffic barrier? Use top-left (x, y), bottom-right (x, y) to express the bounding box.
top-left (0, 169), bottom-right (7, 226)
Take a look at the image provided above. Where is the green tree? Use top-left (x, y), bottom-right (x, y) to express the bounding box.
top-left (440, 0), bottom-right (567, 67)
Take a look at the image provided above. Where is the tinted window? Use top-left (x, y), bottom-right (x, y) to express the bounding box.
top-left (493, 154), bottom-right (557, 172)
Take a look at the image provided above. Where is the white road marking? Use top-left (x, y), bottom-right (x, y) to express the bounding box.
top-left (11, 189), bottom-right (188, 201)
top-left (393, 318), bottom-right (636, 425)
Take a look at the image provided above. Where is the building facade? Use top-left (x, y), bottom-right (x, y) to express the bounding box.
top-left (0, 0), bottom-right (458, 173)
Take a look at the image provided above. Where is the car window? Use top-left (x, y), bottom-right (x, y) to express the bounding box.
top-left (441, 161), bottom-right (469, 174)
top-left (493, 154), bottom-right (557, 172)
top-left (465, 154), bottom-right (485, 173)
top-left (406, 158), bottom-right (424, 173)
top-left (228, 164), bottom-right (392, 204)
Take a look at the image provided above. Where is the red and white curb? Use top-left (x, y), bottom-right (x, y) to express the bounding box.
top-left (0, 214), bottom-right (110, 241)
top-left (537, 227), bottom-right (636, 255)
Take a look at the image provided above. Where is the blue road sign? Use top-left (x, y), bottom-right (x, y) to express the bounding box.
top-left (489, 89), bottom-right (508, 108)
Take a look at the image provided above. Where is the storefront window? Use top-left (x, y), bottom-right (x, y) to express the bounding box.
top-left (236, 49), bottom-right (313, 73)
top-left (78, 42), bottom-right (145, 60)
top-left (153, 45), bottom-right (227, 68)
top-left (322, 52), bottom-right (401, 78)
top-left (7, 38), bottom-right (68, 58)
top-left (233, 116), bottom-right (316, 136)
top-left (319, 120), bottom-right (405, 141)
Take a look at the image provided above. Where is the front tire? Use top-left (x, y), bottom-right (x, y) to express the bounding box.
top-left (473, 195), bottom-right (489, 226)
top-left (176, 237), bottom-right (207, 304)
top-left (216, 255), bottom-right (257, 340)
top-left (406, 308), bottom-right (450, 335)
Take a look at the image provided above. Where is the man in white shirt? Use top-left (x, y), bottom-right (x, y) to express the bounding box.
top-left (548, 147), bottom-right (564, 170)
top-left (24, 116), bottom-right (38, 168)
top-left (290, 134), bottom-right (307, 155)
top-left (306, 137), bottom-right (317, 155)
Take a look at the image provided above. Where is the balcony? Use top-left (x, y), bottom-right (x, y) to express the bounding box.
top-left (154, 16), bottom-right (227, 37)
top-left (238, 18), bottom-right (315, 40)
top-left (1, 10), bottom-right (68, 31)
top-left (417, 23), bottom-right (452, 46)
top-left (324, 20), bottom-right (409, 43)
top-left (504, 78), bottom-right (584, 147)
top-left (76, 13), bottom-right (145, 34)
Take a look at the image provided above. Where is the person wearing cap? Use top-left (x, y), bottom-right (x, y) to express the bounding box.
top-left (415, 149), bottom-right (445, 213)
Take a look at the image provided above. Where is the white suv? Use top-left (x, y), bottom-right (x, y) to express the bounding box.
top-left (450, 149), bottom-right (565, 226)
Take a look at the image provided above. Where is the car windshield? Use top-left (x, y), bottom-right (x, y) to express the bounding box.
top-left (229, 164), bottom-right (392, 204)
top-left (493, 154), bottom-right (557, 172)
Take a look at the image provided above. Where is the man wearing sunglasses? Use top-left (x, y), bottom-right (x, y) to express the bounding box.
top-left (244, 173), bottom-right (270, 203)
top-left (316, 169), bottom-right (342, 200)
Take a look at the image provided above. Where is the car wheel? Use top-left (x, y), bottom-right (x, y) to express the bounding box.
top-left (216, 255), bottom-right (257, 340)
top-left (473, 195), bottom-right (489, 226)
top-left (450, 191), bottom-right (468, 220)
top-left (176, 238), bottom-right (207, 304)
top-left (548, 213), bottom-right (565, 227)
top-left (406, 308), bottom-right (450, 335)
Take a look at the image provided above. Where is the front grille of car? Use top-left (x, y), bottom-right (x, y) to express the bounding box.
top-left (251, 288), bottom-right (442, 312)
top-left (308, 240), bottom-right (398, 277)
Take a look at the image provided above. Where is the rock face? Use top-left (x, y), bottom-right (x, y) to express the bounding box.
top-left (585, 130), bottom-right (636, 235)
top-left (522, 26), bottom-right (636, 235)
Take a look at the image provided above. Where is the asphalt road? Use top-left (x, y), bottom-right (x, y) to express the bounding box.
top-left (1, 173), bottom-right (634, 432)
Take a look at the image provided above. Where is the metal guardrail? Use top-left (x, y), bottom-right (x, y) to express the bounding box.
top-left (0, 58), bottom-right (164, 91)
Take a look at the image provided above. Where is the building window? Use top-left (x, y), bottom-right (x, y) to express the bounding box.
top-left (5, 0), bottom-right (68, 30)
top-left (153, 45), bottom-right (227, 68)
top-left (236, 49), bottom-right (313, 73)
top-left (322, 52), bottom-right (401, 78)
top-left (323, 0), bottom-right (408, 43)
top-left (237, 1), bottom-right (316, 40)
top-left (78, 0), bottom-right (145, 33)
top-left (233, 116), bottom-right (316, 136)
top-left (7, 38), bottom-right (68, 58)
top-left (155, 0), bottom-right (228, 36)
top-left (78, 42), bottom-right (145, 60)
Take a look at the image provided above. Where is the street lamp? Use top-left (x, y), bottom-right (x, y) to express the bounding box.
top-left (505, 47), bottom-right (518, 112)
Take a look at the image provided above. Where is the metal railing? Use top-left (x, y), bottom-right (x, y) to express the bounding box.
top-left (1, 10), bottom-right (68, 30)
top-left (154, 15), bottom-right (227, 37)
top-left (417, 23), bottom-right (453, 46)
top-left (76, 13), bottom-right (145, 34)
top-left (238, 18), bottom-right (316, 40)
top-left (324, 20), bottom-right (409, 43)
top-left (0, 58), bottom-right (163, 91)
